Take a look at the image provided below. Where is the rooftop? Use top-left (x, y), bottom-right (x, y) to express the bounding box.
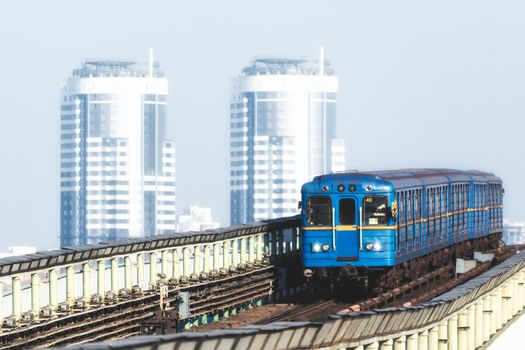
top-left (242, 57), bottom-right (335, 76)
top-left (72, 60), bottom-right (164, 78)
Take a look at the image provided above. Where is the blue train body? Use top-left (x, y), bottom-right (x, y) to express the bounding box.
top-left (300, 169), bottom-right (503, 281)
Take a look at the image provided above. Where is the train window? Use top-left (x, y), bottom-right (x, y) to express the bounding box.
top-left (407, 191), bottom-right (413, 221)
top-left (444, 186), bottom-right (448, 213)
top-left (339, 199), bottom-right (356, 225)
top-left (429, 188), bottom-right (434, 217)
top-left (307, 196), bottom-right (332, 226)
top-left (363, 196), bottom-right (387, 225)
top-left (415, 189), bottom-right (421, 220)
top-left (398, 192), bottom-right (405, 224)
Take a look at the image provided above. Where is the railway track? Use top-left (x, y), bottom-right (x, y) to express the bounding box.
top-left (255, 299), bottom-right (336, 324)
top-left (0, 265), bottom-right (274, 349)
top-left (197, 246), bottom-right (520, 327)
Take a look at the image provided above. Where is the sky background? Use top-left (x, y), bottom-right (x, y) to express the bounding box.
top-left (0, 1), bottom-right (524, 252)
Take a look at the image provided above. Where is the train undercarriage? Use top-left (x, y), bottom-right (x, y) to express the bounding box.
top-left (308, 232), bottom-right (503, 297)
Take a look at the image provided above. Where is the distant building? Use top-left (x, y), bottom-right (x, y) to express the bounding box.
top-left (176, 204), bottom-right (220, 232)
top-left (60, 51), bottom-right (176, 247)
top-left (0, 246), bottom-right (36, 259)
top-left (230, 49), bottom-right (345, 225)
top-left (503, 220), bottom-right (525, 245)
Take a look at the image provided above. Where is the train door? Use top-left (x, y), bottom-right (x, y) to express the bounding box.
top-left (335, 197), bottom-right (359, 260)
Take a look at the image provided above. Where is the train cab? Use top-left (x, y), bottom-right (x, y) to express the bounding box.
top-left (300, 174), bottom-right (398, 281)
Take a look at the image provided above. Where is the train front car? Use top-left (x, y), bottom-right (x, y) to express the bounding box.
top-left (301, 172), bottom-right (397, 293)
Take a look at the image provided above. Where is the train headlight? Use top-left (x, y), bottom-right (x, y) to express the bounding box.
top-left (312, 243), bottom-right (321, 253)
top-left (365, 243), bottom-right (373, 251)
top-left (373, 242), bottom-right (382, 251)
top-left (322, 244), bottom-right (330, 252)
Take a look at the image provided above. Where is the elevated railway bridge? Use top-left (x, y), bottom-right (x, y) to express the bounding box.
top-left (0, 216), bottom-right (523, 349)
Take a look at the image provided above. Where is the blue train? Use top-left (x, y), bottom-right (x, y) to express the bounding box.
top-left (300, 169), bottom-right (503, 292)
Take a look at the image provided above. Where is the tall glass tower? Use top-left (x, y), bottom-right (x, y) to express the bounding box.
top-left (60, 56), bottom-right (176, 247)
top-left (230, 52), bottom-right (345, 225)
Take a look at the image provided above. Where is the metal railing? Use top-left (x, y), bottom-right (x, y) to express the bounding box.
top-left (0, 216), bottom-right (301, 325)
top-left (51, 250), bottom-right (525, 350)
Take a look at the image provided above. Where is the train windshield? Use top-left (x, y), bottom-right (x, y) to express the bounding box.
top-left (339, 198), bottom-right (356, 225)
top-left (363, 196), bottom-right (387, 225)
top-left (307, 196), bottom-right (332, 225)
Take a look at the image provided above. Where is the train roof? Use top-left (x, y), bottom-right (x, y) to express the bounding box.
top-left (307, 169), bottom-right (501, 191)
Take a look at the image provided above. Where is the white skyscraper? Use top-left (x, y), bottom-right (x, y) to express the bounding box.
top-left (503, 220), bottom-right (525, 245)
top-left (230, 51), bottom-right (345, 225)
top-left (60, 55), bottom-right (176, 247)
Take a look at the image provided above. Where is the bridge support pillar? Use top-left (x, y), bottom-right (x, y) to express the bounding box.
top-left (438, 320), bottom-right (448, 350)
top-left (136, 253), bottom-right (144, 286)
top-left (83, 262), bottom-right (91, 300)
top-left (291, 227), bottom-right (298, 252)
top-left (111, 258), bottom-right (118, 293)
top-left (428, 326), bottom-right (439, 350)
top-left (279, 230), bottom-right (285, 255)
top-left (172, 249), bottom-right (180, 279)
top-left (124, 256), bottom-right (132, 289)
top-left (418, 330), bottom-right (428, 350)
top-left (66, 265), bottom-right (75, 303)
top-left (482, 295), bottom-right (492, 343)
top-left (183, 247), bottom-right (190, 277)
top-left (97, 260), bottom-right (105, 296)
top-left (394, 335), bottom-right (406, 350)
top-left (213, 243), bottom-right (220, 270)
top-left (516, 274), bottom-right (523, 314)
top-left (12, 276), bottom-right (21, 319)
top-left (457, 311), bottom-right (468, 350)
top-left (365, 341), bottom-right (379, 350)
top-left (287, 230), bottom-right (292, 253)
top-left (249, 236), bottom-right (255, 262)
top-left (467, 305), bottom-right (475, 350)
top-left (257, 234), bottom-right (263, 261)
top-left (204, 245), bottom-right (211, 273)
top-left (407, 333), bottom-right (418, 350)
top-left (232, 239), bottom-right (239, 267)
top-left (447, 314), bottom-right (457, 350)
top-left (194, 246), bottom-right (201, 274)
top-left (0, 280), bottom-right (3, 323)
top-left (161, 250), bottom-right (169, 278)
top-left (31, 272), bottom-right (40, 313)
top-left (240, 238), bottom-right (247, 264)
top-left (150, 252), bottom-right (158, 286)
top-left (519, 271), bottom-right (525, 312)
top-left (510, 277), bottom-right (517, 317)
top-left (474, 300), bottom-right (483, 348)
top-left (512, 276), bottom-right (520, 317)
top-left (379, 338), bottom-right (393, 350)
top-left (271, 231), bottom-right (278, 258)
top-left (223, 241), bottom-right (230, 269)
top-left (501, 281), bottom-right (511, 326)
top-left (492, 288), bottom-right (502, 331)
top-left (507, 279), bottom-right (514, 323)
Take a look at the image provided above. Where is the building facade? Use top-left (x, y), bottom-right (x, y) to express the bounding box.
top-left (60, 59), bottom-right (175, 247)
top-left (230, 56), bottom-right (345, 225)
top-left (176, 203), bottom-right (220, 233)
top-left (503, 220), bottom-right (525, 245)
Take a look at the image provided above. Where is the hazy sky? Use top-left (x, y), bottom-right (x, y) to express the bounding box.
top-left (0, 1), bottom-right (524, 251)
